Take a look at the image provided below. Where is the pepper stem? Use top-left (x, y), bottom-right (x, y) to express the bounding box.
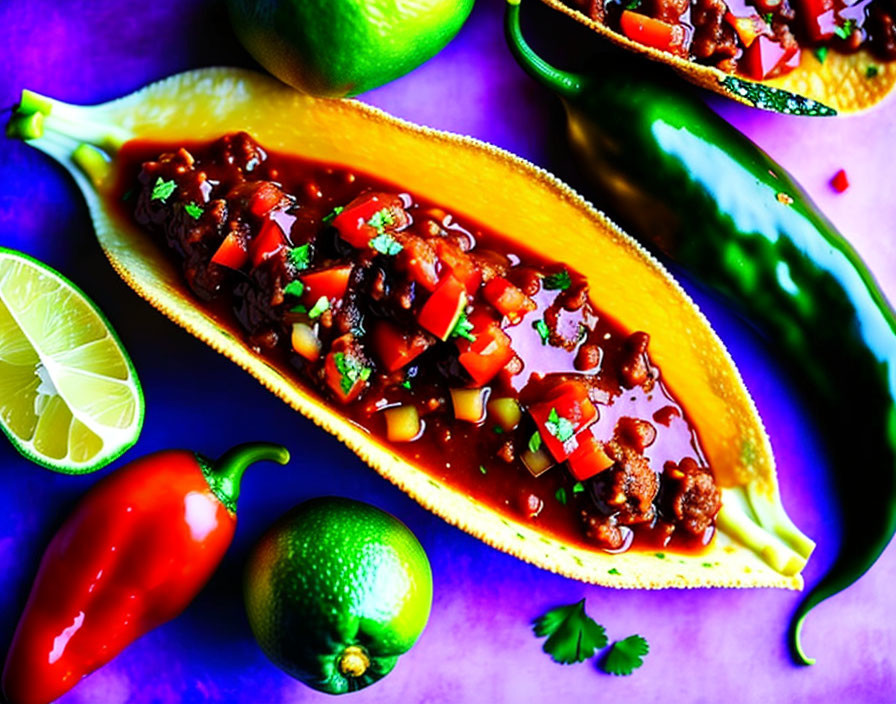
top-left (338, 645), bottom-right (370, 679)
top-left (200, 442), bottom-right (290, 514)
top-left (504, 0), bottom-right (584, 99)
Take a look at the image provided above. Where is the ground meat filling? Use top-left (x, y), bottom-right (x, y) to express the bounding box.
top-left (127, 132), bottom-right (722, 556)
top-left (568, 0), bottom-right (895, 80)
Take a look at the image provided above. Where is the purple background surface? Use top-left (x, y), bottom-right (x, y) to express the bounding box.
top-left (1, 1), bottom-right (895, 702)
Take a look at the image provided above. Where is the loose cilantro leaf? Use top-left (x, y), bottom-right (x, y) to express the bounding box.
top-left (290, 304), bottom-right (308, 314)
top-left (289, 243), bottom-right (311, 270)
top-left (543, 269), bottom-right (571, 291)
top-left (401, 379), bottom-right (412, 390)
top-left (572, 482), bottom-right (585, 494)
top-left (367, 208), bottom-right (395, 230)
top-left (151, 177), bottom-right (176, 202)
top-left (479, 465), bottom-right (487, 475)
top-left (834, 18), bottom-right (855, 40)
top-left (607, 567), bottom-right (621, 576)
top-left (533, 318), bottom-right (550, 345)
top-left (555, 487), bottom-right (568, 505)
top-left (814, 46), bottom-right (829, 64)
top-left (762, 12), bottom-right (773, 25)
top-left (528, 431), bottom-right (542, 453)
top-left (283, 280), bottom-right (305, 298)
top-left (867, 64), bottom-right (880, 79)
top-left (493, 426), bottom-right (504, 435)
top-left (545, 407), bottom-right (574, 443)
top-left (624, 0), bottom-right (641, 9)
top-left (533, 600), bottom-right (608, 665)
top-left (370, 232), bottom-right (403, 256)
top-left (333, 352), bottom-right (371, 394)
top-left (308, 296), bottom-right (329, 320)
top-left (451, 311), bottom-right (477, 342)
top-left (184, 202), bottom-right (203, 220)
top-left (322, 205), bottom-right (343, 224)
top-left (603, 635), bottom-right (649, 676)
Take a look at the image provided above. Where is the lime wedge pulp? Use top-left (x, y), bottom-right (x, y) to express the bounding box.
top-left (0, 248), bottom-right (143, 473)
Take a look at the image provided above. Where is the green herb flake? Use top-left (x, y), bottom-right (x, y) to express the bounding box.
top-left (451, 311), bottom-right (477, 342)
top-left (333, 351), bottom-right (371, 394)
top-left (654, 552), bottom-right (665, 559)
top-left (762, 12), bottom-right (773, 25)
top-left (150, 177), bottom-right (176, 202)
top-left (290, 304), bottom-right (308, 314)
top-left (528, 431), bottom-right (542, 453)
top-left (533, 599), bottom-right (608, 665)
top-left (814, 46), bottom-right (829, 64)
top-left (184, 202), bottom-right (203, 220)
top-left (545, 407), bottom-right (575, 443)
top-left (367, 208), bottom-right (395, 231)
top-left (533, 318), bottom-right (550, 345)
top-left (401, 379), bottom-right (412, 390)
top-left (572, 482), bottom-right (585, 494)
top-left (555, 487), bottom-right (568, 505)
top-left (833, 18), bottom-right (856, 40)
top-left (289, 243), bottom-right (311, 270)
top-left (308, 296), bottom-right (329, 320)
top-left (702, 562), bottom-right (714, 568)
top-left (493, 426), bottom-right (504, 435)
top-left (543, 269), bottom-right (571, 291)
top-left (603, 635), bottom-right (649, 676)
top-left (608, 568), bottom-right (621, 576)
top-left (867, 65), bottom-right (880, 79)
top-left (624, 0), bottom-right (641, 9)
top-left (322, 205), bottom-right (344, 224)
top-left (479, 465), bottom-right (488, 475)
top-left (370, 232), bottom-right (403, 256)
top-left (283, 280), bottom-right (305, 298)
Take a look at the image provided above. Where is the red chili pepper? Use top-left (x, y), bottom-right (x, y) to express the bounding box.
top-left (1, 442), bottom-right (289, 704)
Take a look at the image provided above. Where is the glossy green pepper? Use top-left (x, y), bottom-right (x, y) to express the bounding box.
top-left (226, 0), bottom-right (474, 97)
top-left (505, 0), bottom-right (896, 666)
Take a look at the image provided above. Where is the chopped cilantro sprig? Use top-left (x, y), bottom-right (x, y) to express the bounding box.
top-left (150, 177), bottom-right (176, 202)
top-left (603, 635), bottom-right (649, 676)
top-left (451, 311), bottom-right (477, 342)
top-left (333, 351), bottom-right (371, 394)
top-left (545, 407), bottom-right (574, 443)
top-left (533, 599), bottom-right (607, 664)
top-left (543, 269), bottom-right (571, 291)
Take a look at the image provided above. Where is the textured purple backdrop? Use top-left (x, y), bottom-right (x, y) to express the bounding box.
top-left (1, 1), bottom-right (894, 702)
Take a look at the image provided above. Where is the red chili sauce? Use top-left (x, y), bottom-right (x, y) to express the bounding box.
top-left (115, 132), bottom-right (721, 555)
top-left (568, 0), bottom-right (894, 82)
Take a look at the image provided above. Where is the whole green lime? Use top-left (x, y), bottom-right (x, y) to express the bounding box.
top-left (226, 0), bottom-right (475, 97)
top-left (244, 497), bottom-right (433, 694)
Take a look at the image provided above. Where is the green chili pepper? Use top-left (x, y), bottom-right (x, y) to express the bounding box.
top-left (506, 0), bottom-right (896, 666)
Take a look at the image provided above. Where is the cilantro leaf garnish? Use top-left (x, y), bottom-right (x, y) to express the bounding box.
top-left (401, 379), bottom-right (412, 390)
top-left (867, 64), bottom-right (880, 79)
top-left (545, 407), bottom-right (575, 443)
top-left (290, 304), bottom-right (308, 314)
top-left (367, 208), bottom-right (395, 230)
top-left (814, 46), bottom-right (829, 64)
top-left (572, 482), bottom-right (585, 494)
top-left (479, 465), bottom-right (487, 475)
top-left (451, 311), bottom-right (477, 342)
top-left (533, 600), bottom-right (608, 664)
top-left (528, 431), bottom-right (542, 453)
top-left (289, 243), bottom-right (311, 270)
top-left (370, 232), bottom-right (403, 256)
top-left (283, 280), bottom-right (305, 298)
top-left (493, 426), bottom-right (504, 435)
top-left (308, 296), bottom-right (329, 320)
top-left (533, 318), bottom-right (550, 345)
top-left (322, 205), bottom-right (344, 224)
top-left (150, 177), bottom-right (176, 202)
top-left (333, 351), bottom-right (371, 394)
top-left (833, 18), bottom-right (855, 40)
top-left (184, 202), bottom-right (203, 220)
top-left (762, 12), bottom-right (773, 25)
top-left (624, 0), bottom-right (641, 9)
top-left (555, 487), bottom-right (568, 505)
top-left (603, 635), bottom-right (649, 676)
top-left (543, 269), bottom-right (571, 291)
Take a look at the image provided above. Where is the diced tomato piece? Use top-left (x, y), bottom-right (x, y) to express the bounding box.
top-left (456, 311), bottom-right (515, 387)
top-left (331, 192), bottom-right (411, 249)
top-left (323, 335), bottom-right (369, 403)
top-left (619, 11), bottom-right (686, 55)
top-left (418, 275), bottom-right (467, 340)
top-left (248, 182), bottom-right (284, 217)
top-left (831, 168), bottom-right (849, 193)
top-left (300, 264), bottom-right (353, 304)
top-left (723, 12), bottom-right (770, 48)
top-left (211, 232), bottom-right (248, 270)
top-left (434, 239), bottom-right (481, 294)
top-left (529, 381), bottom-right (598, 462)
top-left (398, 236), bottom-right (440, 291)
top-left (372, 320), bottom-right (431, 372)
top-left (794, 0), bottom-right (836, 41)
top-left (249, 219), bottom-right (287, 268)
top-left (482, 276), bottom-right (536, 324)
top-left (740, 35), bottom-right (799, 80)
top-left (567, 432), bottom-right (615, 481)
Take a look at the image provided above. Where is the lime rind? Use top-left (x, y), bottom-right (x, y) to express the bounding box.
top-left (0, 247), bottom-right (144, 474)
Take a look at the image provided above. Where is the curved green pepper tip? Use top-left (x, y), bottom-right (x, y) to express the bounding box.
top-left (789, 611), bottom-right (816, 666)
top-left (201, 442), bottom-right (290, 514)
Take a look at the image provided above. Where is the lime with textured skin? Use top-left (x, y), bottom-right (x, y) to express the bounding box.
top-left (226, 0), bottom-right (475, 98)
top-left (245, 497), bottom-right (433, 694)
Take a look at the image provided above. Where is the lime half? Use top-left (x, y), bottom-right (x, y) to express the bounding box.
top-left (0, 248), bottom-right (143, 473)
